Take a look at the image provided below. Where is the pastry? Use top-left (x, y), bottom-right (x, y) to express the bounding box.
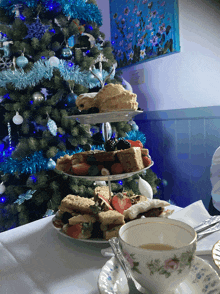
top-left (117, 147), bottom-right (144, 172)
top-left (75, 92), bottom-right (97, 111)
top-left (59, 194), bottom-right (95, 214)
top-left (123, 199), bottom-right (170, 220)
top-left (93, 83), bottom-right (125, 106)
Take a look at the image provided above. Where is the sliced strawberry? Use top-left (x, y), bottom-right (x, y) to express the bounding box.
top-left (72, 163), bottom-right (91, 175)
top-left (126, 140), bottom-right (143, 148)
top-left (142, 156), bottom-right (151, 167)
top-left (66, 223), bottom-right (83, 238)
top-left (111, 162), bottom-right (124, 174)
top-left (97, 193), bottom-right (113, 211)
top-left (111, 193), bottom-right (132, 214)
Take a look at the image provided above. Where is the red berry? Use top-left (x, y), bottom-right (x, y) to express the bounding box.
top-left (126, 140), bottom-right (143, 148)
top-left (111, 163), bottom-right (124, 174)
top-left (111, 193), bottom-right (132, 214)
top-left (72, 163), bottom-right (91, 175)
top-left (66, 224), bottom-right (83, 238)
top-left (142, 156), bottom-right (151, 167)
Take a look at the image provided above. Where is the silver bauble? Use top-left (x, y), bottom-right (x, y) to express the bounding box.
top-left (32, 92), bottom-right (44, 103)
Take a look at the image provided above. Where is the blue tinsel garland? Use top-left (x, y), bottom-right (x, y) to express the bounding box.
top-left (0, 0), bottom-right (102, 26)
top-left (0, 59), bottom-right (115, 90)
top-left (0, 131), bottom-right (146, 175)
top-left (0, 145), bottom-right (105, 174)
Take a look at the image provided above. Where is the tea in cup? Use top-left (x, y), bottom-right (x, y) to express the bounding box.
top-left (118, 217), bottom-right (197, 294)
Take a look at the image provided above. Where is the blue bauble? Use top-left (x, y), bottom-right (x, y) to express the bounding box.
top-left (16, 55), bottom-right (28, 68)
top-left (64, 92), bottom-right (77, 107)
top-left (47, 159), bottom-right (56, 170)
top-left (62, 47), bottom-right (72, 58)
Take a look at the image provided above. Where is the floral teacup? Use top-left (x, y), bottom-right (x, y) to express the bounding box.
top-left (118, 217), bottom-right (197, 294)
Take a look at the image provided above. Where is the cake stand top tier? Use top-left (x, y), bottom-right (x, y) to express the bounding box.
top-left (67, 110), bottom-right (143, 124)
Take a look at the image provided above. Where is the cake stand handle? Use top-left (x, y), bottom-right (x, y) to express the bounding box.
top-left (107, 177), bottom-right (112, 199)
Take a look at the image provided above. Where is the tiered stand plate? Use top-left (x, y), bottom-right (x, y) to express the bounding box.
top-left (67, 110), bottom-right (143, 124)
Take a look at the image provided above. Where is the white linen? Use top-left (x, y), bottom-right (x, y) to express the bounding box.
top-left (0, 203), bottom-right (219, 294)
top-left (169, 200), bottom-right (220, 255)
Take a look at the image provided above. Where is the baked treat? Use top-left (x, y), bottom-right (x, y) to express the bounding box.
top-left (56, 154), bottom-right (80, 174)
top-left (123, 199), bottom-right (170, 220)
top-left (130, 195), bottom-right (149, 205)
top-left (94, 186), bottom-right (113, 201)
top-left (98, 210), bottom-right (125, 240)
top-left (59, 194), bottom-right (95, 214)
top-left (98, 210), bottom-right (125, 226)
top-left (99, 91), bottom-right (138, 113)
top-left (94, 83), bottom-right (125, 106)
top-left (93, 151), bottom-right (117, 162)
top-left (103, 225), bottom-right (122, 240)
top-left (76, 92), bottom-right (97, 111)
top-left (117, 147), bottom-right (144, 172)
top-left (68, 214), bottom-right (96, 226)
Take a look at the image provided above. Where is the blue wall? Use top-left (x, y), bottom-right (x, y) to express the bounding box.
top-left (135, 106), bottom-right (220, 210)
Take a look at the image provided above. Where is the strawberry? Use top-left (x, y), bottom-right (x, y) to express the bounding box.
top-left (71, 163), bottom-right (91, 175)
top-left (111, 193), bottom-right (132, 214)
top-left (142, 156), bottom-right (151, 167)
top-left (111, 162), bottom-right (124, 174)
top-left (97, 193), bottom-right (113, 211)
top-left (65, 223), bottom-right (83, 238)
top-left (126, 140), bottom-right (143, 148)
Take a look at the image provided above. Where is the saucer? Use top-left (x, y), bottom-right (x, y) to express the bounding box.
top-left (98, 256), bottom-right (220, 294)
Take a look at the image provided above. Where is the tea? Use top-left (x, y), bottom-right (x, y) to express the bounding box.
top-left (139, 243), bottom-right (176, 250)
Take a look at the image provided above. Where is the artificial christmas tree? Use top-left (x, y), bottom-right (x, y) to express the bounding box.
top-left (0, 0), bottom-right (160, 233)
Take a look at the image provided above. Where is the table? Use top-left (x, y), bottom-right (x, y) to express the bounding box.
top-left (0, 205), bottom-right (219, 294)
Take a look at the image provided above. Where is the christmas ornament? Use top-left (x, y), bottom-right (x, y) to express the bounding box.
top-left (43, 209), bottom-right (54, 217)
top-left (63, 91), bottom-right (77, 107)
top-left (12, 111), bottom-right (23, 125)
top-left (68, 35), bottom-right (76, 48)
top-left (47, 115), bottom-right (57, 136)
top-left (121, 77), bottom-right (133, 92)
top-left (16, 53), bottom-right (28, 68)
top-left (0, 182), bottom-right (6, 194)
top-left (62, 47), bottom-right (72, 58)
top-left (94, 181), bottom-right (106, 186)
top-left (47, 158), bottom-right (56, 170)
top-left (0, 40), bottom-right (13, 57)
top-left (101, 122), bottom-right (112, 142)
top-left (32, 92), bottom-right (44, 103)
top-left (49, 56), bottom-right (59, 67)
top-left (25, 16), bottom-right (50, 40)
top-left (12, 4), bottom-right (22, 18)
top-left (0, 57), bottom-right (13, 69)
top-left (7, 122), bottom-right (12, 149)
top-left (14, 189), bottom-right (36, 205)
top-left (81, 33), bottom-right (96, 48)
top-left (129, 120), bottom-right (139, 131)
top-left (138, 176), bottom-right (153, 199)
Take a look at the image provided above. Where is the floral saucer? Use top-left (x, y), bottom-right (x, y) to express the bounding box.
top-left (98, 256), bottom-right (220, 294)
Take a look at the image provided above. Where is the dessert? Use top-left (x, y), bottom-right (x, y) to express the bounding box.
top-left (117, 147), bottom-right (145, 173)
top-left (55, 143), bottom-right (152, 176)
top-left (75, 92), bottom-right (97, 111)
top-left (53, 188), bottom-right (174, 241)
top-left (75, 83), bottom-right (139, 113)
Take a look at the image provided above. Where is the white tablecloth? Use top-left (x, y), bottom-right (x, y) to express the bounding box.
top-left (0, 205), bottom-right (219, 294)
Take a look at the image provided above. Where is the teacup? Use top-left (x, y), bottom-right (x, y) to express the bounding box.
top-left (118, 217), bottom-right (197, 294)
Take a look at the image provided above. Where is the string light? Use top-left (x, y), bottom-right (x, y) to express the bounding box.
top-left (7, 122), bottom-right (12, 150)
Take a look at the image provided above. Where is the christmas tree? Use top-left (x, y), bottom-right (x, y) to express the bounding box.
top-left (0, 0), bottom-right (160, 233)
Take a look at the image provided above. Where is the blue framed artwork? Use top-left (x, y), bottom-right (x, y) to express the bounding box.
top-left (109, 0), bottom-right (180, 69)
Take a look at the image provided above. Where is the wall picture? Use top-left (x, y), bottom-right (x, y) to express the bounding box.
top-left (110, 0), bottom-right (180, 69)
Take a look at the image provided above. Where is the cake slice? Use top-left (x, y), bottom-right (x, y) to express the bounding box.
top-left (59, 194), bottom-right (95, 214)
top-left (117, 147), bottom-right (144, 172)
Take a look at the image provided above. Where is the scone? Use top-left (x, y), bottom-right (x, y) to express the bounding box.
top-left (76, 92), bottom-right (97, 111)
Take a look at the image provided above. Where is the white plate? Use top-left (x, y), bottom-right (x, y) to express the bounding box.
top-left (52, 216), bottom-right (109, 243)
top-left (98, 256), bottom-right (220, 294)
top-left (67, 110), bottom-right (143, 124)
top-left (63, 162), bottom-right (154, 181)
